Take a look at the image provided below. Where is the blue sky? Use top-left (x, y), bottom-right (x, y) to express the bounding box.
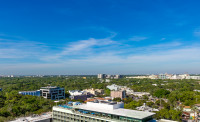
top-left (1, 0), bottom-right (200, 75)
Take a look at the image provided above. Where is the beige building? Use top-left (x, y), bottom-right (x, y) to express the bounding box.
top-left (84, 88), bottom-right (104, 96)
top-left (111, 90), bottom-right (126, 100)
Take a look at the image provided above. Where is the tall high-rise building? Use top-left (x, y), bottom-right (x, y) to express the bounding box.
top-left (97, 74), bottom-right (106, 79)
top-left (114, 75), bottom-right (122, 79)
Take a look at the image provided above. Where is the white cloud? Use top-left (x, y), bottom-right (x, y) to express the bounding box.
top-left (1, 35), bottom-right (200, 74)
top-left (65, 45), bottom-right (200, 64)
top-left (41, 37), bottom-right (116, 61)
top-left (1, 45), bottom-right (200, 75)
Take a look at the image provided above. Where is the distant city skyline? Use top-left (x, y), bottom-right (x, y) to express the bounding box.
top-left (1, 0), bottom-right (200, 75)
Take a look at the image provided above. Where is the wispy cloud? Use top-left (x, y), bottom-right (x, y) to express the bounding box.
top-left (1, 34), bottom-right (200, 75)
top-left (41, 37), bottom-right (116, 61)
top-left (2, 45), bottom-right (200, 75)
top-left (0, 39), bottom-right (48, 59)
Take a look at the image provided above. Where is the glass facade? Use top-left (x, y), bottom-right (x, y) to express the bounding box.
top-left (19, 90), bottom-right (41, 96)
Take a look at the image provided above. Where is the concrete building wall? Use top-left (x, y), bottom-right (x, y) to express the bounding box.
top-left (111, 90), bottom-right (126, 99)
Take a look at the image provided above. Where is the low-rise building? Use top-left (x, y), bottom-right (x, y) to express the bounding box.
top-left (106, 75), bottom-right (111, 79)
top-left (107, 84), bottom-right (122, 91)
top-left (171, 74), bottom-right (182, 79)
top-left (53, 100), bottom-right (155, 122)
top-left (122, 88), bottom-right (134, 95)
top-left (194, 89), bottom-right (200, 92)
top-left (183, 106), bottom-right (192, 112)
top-left (182, 111), bottom-right (197, 121)
top-left (19, 90), bottom-right (41, 96)
top-left (107, 84), bottom-right (134, 95)
top-left (178, 74), bottom-right (190, 79)
top-left (149, 75), bottom-right (158, 79)
top-left (152, 84), bottom-right (157, 86)
top-left (195, 104), bottom-right (200, 111)
top-left (105, 79), bottom-right (111, 82)
top-left (68, 90), bottom-right (85, 96)
top-left (158, 119), bottom-right (178, 122)
top-left (70, 94), bottom-right (88, 101)
top-left (70, 93), bottom-right (95, 101)
top-left (131, 92), bottom-right (150, 97)
top-left (83, 88), bottom-right (104, 96)
top-left (18, 86), bottom-right (65, 100)
top-left (186, 76), bottom-right (200, 80)
top-left (126, 76), bottom-right (150, 79)
top-left (136, 103), bottom-right (159, 112)
top-left (40, 86), bottom-right (65, 100)
top-left (98, 74), bottom-right (122, 79)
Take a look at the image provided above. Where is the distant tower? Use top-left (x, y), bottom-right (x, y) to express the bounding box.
top-left (97, 74), bottom-right (106, 79)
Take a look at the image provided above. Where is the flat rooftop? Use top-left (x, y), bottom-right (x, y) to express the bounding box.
top-left (19, 90), bottom-right (40, 92)
top-left (74, 104), bottom-right (155, 119)
top-left (40, 86), bottom-right (62, 89)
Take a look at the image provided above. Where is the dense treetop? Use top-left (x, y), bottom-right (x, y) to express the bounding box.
top-left (0, 76), bottom-right (200, 121)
